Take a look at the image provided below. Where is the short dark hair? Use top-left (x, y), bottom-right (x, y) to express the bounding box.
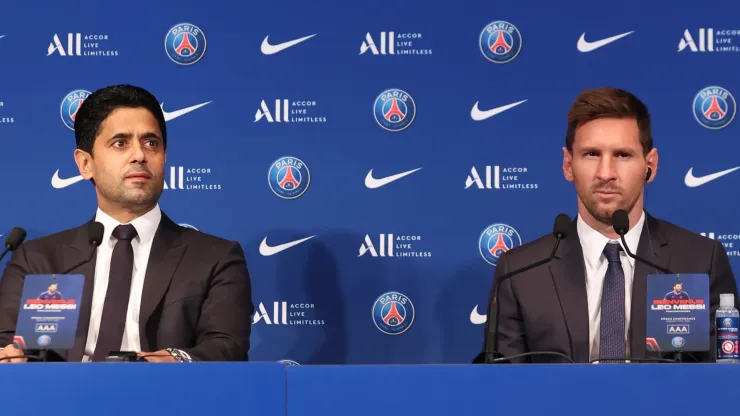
top-left (74, 84), bottom-right (167, 154)
top-left (566, 87), bottom-right (652, 155)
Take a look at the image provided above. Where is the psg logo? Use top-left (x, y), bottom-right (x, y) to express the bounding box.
top-left (479, 20), bottom-right (522, 64)
top-left (692, 86), bottom-right (736, 130)
top-left (268, 156), bottom-right (311, 199)
top-left (671, 336), bottom-right (685, 349)
top-left (372, 291), bottom-right (415, 335)
top-left (37, 335), bottom-right (51, 347)
top-left (60, 89), bottom-right (91, 131)
top-left (373, 88), bottom-right (416, 132)
top-left (479, 223), bottom-right (522, 266)
top-left (164, 23), bottom-right (207, 65)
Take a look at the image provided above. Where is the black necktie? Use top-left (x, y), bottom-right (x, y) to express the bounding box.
top-left (92, 224), bottom-right (138, 362)
top-left (599, 242), bottom-right (627, 363)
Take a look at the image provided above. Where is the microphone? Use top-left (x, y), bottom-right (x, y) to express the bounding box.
top-left (0, 227), bottom-right (27, 263)
top-left (57, 222), bottom-right (104, 275)
top-left (611, 210), bottom-right (672, 274)
top-left (480, 213), bottom-right (572, 364)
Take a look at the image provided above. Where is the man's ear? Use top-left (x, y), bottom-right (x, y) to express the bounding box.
top-left (562, 146), bottom-right (574, 182)
top-left (645, 147), bottom-right (658, 183)
top-left (74, 149), bottom-right (94, 180)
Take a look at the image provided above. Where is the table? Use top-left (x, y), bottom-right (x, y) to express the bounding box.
top-left (4, 362), bottom-right (285, 415)
top-left (287, 364), bottom-right (731, 415)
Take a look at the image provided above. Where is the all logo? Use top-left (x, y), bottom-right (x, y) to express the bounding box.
top-left (358, 234), bottom-right (432, 258)
top-left (254, 99), bottom-right (327, 123)
top-left (163, 166), bottom-right (222, 191)
top-left (479, 223), bottom-right (522, 266)
top-left (359, 32), bottom-right (432, 55)
top-left (372, 291), bottom-right (415, 335)
top-left (465, 166), bottom-right (539, 190)
top-left (268, 156), bottom-right (311, 199)
top-left (700, 232), bottom-right (740, 257)
top-left (373, 88), bottom-right (416, 132)
top-left (693, 86), bottom-right (736, 130)
top-left (252, 302), bottom-right (324, 326)
top-left (678, 28), bottom-right (740, 53)
top-left (47, 33), bottom-right (118, 57)
top-left (60, 90), bottom-right (91, 131)
top-left (479, 21), bottom-right (522, 64)
top-left (164, 23), bottom-right (207, 65)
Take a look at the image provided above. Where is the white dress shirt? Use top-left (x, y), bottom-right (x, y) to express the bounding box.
top-left (577, 210), bottom-right (645, 362)
top-left (81, 204), bottom-right (161, 362)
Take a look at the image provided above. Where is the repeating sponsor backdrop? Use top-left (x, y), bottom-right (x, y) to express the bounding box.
top-left (0, 0), bottom-right (739, 364)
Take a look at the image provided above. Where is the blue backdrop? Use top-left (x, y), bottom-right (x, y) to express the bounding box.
top-left (0, 0), bottom-right (738, 364)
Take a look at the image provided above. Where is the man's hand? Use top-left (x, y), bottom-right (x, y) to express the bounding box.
top-left (0, 344), bottom-right (27, 363)
top-left (137, 350), bottom-right (177, 363)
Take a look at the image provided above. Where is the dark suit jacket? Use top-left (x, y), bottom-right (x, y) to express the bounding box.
top-left (0, 212), bottom-right (254, 361)
top-left (483, 213), bottom-right (740, 363)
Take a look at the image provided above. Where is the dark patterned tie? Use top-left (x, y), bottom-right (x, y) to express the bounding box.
top-left (600, 242), bottom-right (626, 363)
top-left (92, 224), bottom-right (138, 362)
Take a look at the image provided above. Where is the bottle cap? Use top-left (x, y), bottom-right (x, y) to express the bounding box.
top-left (720, 293), bottom-right (735, 308)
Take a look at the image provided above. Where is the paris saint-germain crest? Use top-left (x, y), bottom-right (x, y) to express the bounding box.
top-left (164, 23), bottom-right (207, 65)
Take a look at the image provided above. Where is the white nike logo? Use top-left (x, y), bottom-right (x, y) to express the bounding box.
top-left (51, 170), bottom-right (84, 189)
top-left (577, 31), bottom-right (634, 52)
top-left (161, 101), bottom-right (211, 122)
top-left (684, 166), bottom-right (740, 187)
top-left (365, 168), bottom-right (422, 189)
top-left (259, 236), bottom-right (315, 256)
top-left (261, 34), bottom-right (316, 55)
top-left (470, 305), bottom-right (486, 325)
top-left (470, 100), bottom-right (527, 121)
top-left (0, 35), bottom-right (5, 39)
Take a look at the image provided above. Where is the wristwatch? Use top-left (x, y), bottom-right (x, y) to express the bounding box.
top-left (166, 348), bottom-right (194, 362)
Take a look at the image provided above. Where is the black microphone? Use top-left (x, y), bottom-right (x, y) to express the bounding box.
top-left (480, 213), bottom-right (572, 364)
top-left (611, 210), bottom-right (672, 274)
top-left (57, 222), bottom-right (104, 275)
top-left (0, 227), bottom-right (27, 263)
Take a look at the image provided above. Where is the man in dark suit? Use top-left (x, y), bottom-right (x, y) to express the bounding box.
top-left (0, 84), bottom-right (253, 362)
top-left (483, 87), bottom-right (739, 364)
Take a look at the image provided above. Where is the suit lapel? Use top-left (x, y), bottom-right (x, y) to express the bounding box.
top-left (549, 220), bottom-right (590, 363)
top-left (137, 213), bottom-right (185, 351)
top-left (629, 213), bottom-right (670, 359)
top-left (65, 221), bottom-right (98, 362)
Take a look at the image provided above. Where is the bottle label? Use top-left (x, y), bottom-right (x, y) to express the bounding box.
top-left (717, 316), bottom-right (739, 360)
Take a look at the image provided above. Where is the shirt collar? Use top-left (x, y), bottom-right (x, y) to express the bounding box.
top-left (94, 204), bottom-right (162, 245)
top-left (577, 210), bottom-right (645, 269)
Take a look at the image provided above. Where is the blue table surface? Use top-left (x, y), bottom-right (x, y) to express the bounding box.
top-left (287, 364), bottom-right (735, 416)
top-left (3, 362), bottom-right (286, 415)
top-left (4, 362), bottom-right (737, 415)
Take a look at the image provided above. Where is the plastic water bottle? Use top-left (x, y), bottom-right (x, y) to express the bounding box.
top-left (716, 293), bottom-right (740, 363)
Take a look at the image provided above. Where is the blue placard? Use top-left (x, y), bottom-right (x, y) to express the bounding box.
top-left (646, 273), bottom-right (710, 353)
top-left (15, 274), bottom-right (84, 350)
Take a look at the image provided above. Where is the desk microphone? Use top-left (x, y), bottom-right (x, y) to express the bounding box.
top-left (56, 222), bottom-right (104, 275)
top-left (611, 210), bottom-right (673, 274)
top-left (479, 213), bottom-right (572, 364)
top-left (0, 227), bottom-right (27, 263)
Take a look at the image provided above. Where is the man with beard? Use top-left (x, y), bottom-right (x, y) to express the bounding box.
top-left (480, 87), bottom-right (739, 364)
top-left (0, 85), bottom-right (253, 363)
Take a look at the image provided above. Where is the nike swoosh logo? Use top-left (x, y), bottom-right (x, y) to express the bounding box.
top-left (259, 236), bottom-right (315, 256)
top-left (0, 35), bottom-right (5, 39)
top-left (470, 305), bottom-right (486, 325)
top-left (365, 168), bottom-right (422, 189)
top-left (471, 100), bottom-right (527, 121)
top-left (160, 101), bottom-right (211, 122)
top-left (51, 169), bottom-right (84, 189)
top-left (685, 166), bottom-right (740, 187)
top-left (577, 31), bottom-right (634, 52)
top-left (261, 34), bottom-right (316, 55)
